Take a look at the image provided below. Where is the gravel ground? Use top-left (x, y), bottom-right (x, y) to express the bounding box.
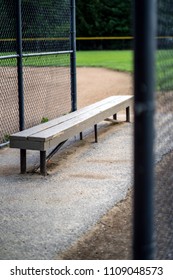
top-left (0, 121), bottom-right (133, 259)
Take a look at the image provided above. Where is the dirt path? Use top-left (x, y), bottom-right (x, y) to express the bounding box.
top-left (77, 67), bottom-right (133, 108)
top-left (58, 189), bottom-right (133, 260)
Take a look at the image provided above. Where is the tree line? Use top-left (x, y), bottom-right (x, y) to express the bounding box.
top-left (0, 0), bottom-right (132, 51)
top-left (76, 0), bottom-right (132, 37)
top-left (1, 0), bottom-right (132, 38)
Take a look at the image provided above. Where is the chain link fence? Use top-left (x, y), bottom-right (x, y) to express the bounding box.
top-left (0, 0), bottom-right (17, 143)
top-left (0, 0), bottom-right (75, 144)
top-left (155, 0), bottom-right (173, 259)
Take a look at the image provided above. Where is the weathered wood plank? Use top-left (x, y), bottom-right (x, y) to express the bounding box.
top-left (10, 96), bottom-right (117, 140)
top-left (28, 96), bottom-right (133, 142)
top-left (10, 96), bottom-right (131, 140)
top-left (44, 100), bottom-right (133, 150)
top-left (10, 96), bottom-right (133, 151)
top-left (10, 138), bottom-right (45, 150)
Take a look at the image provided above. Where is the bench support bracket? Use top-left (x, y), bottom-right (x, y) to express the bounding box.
top-left (46, 140), bottom-right (67, 162)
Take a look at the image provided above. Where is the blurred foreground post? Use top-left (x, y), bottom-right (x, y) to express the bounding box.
top-left (133, 0), bottom-right (157, 259)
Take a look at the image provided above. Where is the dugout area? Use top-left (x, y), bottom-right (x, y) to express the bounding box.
top-left (0, 0), bottom-right (173, 260)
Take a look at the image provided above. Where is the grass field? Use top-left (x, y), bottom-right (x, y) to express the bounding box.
top-left (76, 50), bottom-right (133, 72)
top-left (2, 50), bottom-right (173, 79)
top-left (0, 50), bottom-right (133, 72)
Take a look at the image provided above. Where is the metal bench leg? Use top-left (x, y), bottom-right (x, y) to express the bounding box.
top-left (113, 113), bottom-right (117, 120)
top-left (126, 106), bottom-right (130, 122)
top-left (20, 149), bottom-right (26, 174)
top-left (40, 151), bottom-right (47, 176)
top-left (94, 124), bottom-right (98, 143)
top-left (80, 132), bottom-right (83, 140)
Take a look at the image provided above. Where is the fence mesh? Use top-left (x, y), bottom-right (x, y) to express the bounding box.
top-left (0, 0), bottom-right (72, 144)
top-left (23, 54), bottom-right (71, 129)
top-left (0, 59), bottom-right (19, 143)
top-left (155, 0), bottom-right (173, 259)
top-left (21, 1), bottom-right (71, 53)
top-left (0, 0), bottom-right (18, 143)
top-left (0, 0), bottom-right (16, 53)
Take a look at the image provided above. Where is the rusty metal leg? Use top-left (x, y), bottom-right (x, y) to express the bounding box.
top-left (94, 124), bottom-right (98, 143)
top-left (40, 151), bottom-right (47, 176)
top-left (126, 106), bottom-right (130, 122)
top-left (20, 149), bottom-right (26, 174)
top-left (113, 113), bottom-right (117, 120)
top-left (80, 132), bottom-right (83, 140)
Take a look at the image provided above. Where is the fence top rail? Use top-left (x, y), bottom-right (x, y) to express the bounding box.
top-left (0, 37), bottom-right (70, 42)
top-left (22, 50), bottom-right (73, 58)
top-left (0, 51), bottom-right (73, 60)
top-left (0, 54), bottom-right (19, 60)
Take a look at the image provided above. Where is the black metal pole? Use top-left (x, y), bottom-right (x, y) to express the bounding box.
top-left (70, 0), bottom-right (77, 111)
top-left (133, 0), bottom-right (156, 259)
top-left (16, 0), bottom-right (26, 174)
top-left (16, 0), bottom-right (25, 131)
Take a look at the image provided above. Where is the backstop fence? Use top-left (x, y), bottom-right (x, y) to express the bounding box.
top-left (0, 0), bottom-right (76, 145)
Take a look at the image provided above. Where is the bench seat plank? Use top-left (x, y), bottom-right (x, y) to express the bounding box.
top-left (10, 96), bottom-right (133, 151)
top-left (28, 96), bottom-right (133, 142)
top-left (10, 96), bottom-right (117, 140)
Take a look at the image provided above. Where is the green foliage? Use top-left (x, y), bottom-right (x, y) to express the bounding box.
top-left (3, 134), bottom-right (10, 142)
top-left (41, 117), bottom-right (49, 123)
top-left (76, 0), bottom-right (132, 37)
top-left (21, 0), bottom-right (70, 38)
top-left (1, 0), bottom-right (70, 42)
top-left (1, 1), bottom-right (131, 52)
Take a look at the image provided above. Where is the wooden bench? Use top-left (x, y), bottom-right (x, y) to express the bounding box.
top-left (10, 95), bottom-right (133, 175)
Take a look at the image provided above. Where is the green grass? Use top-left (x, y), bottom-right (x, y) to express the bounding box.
top-left (2, 50), bottom-right (173, 77)
top-left (76, 50), bottom-right (133, 72)
top-left (2, 49), bottom-right (173, 90)
top-left (0, 50), bottom-right (133, 72)
top-left (0, 53), bottom-right (70, 67)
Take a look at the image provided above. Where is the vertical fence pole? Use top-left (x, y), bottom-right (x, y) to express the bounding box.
top-left (16, 0), bottom-right (24, 131)
top-left (133, 0), bottom-right (156, 259)
top-left (16, 0), bottom-right (26, 174)
top-left (70, 0), bottom-right (77, 111)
